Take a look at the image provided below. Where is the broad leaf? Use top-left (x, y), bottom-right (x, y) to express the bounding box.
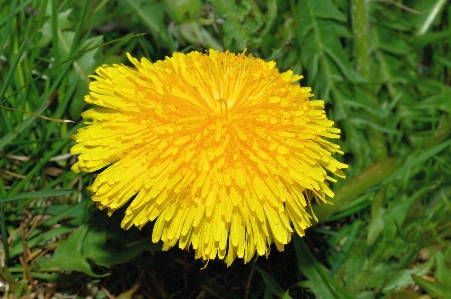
top-left (35, 209), bottom-right (162, 276)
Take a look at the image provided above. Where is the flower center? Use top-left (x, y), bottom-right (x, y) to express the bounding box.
top-left (216, 98), bottom-right (229, 119)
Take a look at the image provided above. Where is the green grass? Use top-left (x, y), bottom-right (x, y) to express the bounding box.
top-left (1, 0), bottom-right (451, 298)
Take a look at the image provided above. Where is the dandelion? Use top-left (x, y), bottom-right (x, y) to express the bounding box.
top-left (71, 49), bottom-right (347, 266)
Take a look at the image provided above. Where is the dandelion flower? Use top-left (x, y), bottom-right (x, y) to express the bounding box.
top-left (71, 49), bottom-right (348, 266)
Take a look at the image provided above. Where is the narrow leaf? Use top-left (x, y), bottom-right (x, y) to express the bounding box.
top-left (293, 236), bottom-right (353, 299)
top-left (411, 274), bottom-right (451, 298)
top-left (382, 256), bottom-right (435, 293)
top-left (253, 264), bottom-right (289, 298)
top-left (0, 189), bottom-right (74, 204)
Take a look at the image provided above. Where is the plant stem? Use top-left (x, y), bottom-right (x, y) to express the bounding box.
top-left (352, 0), bottom-right (371, 79)
top-left (351, 0), bottom-right (388, 160)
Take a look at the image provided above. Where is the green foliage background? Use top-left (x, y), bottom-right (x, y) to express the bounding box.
top-left (1, 0), bottom-right (451, 298)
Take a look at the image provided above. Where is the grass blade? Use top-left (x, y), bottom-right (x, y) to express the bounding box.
top-left (69, 0), bottom-right (89, 56)
top-left (2, 33), bottom-right (145, 103)
top-left (0, 0), bottom-right (18, 57)
top-left (0, 189), bottom-right (75, 204)
top-left (0, 37), bottom-right (28, 105)
top-left (5, 122), bottom-right (83, 198)
top-left (0, 203), bottom-right (10, 261)
top-left (51, 0), bottom-right (59, 65)
top-left (381, 139), bottom-right (451, 186)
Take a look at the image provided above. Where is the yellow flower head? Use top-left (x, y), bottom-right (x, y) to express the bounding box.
top-left (71, 49), bottom-right (347, 266)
